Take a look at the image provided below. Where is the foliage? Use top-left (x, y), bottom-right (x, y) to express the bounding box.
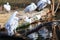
top-left (16, 22), bottom-right (30, 30)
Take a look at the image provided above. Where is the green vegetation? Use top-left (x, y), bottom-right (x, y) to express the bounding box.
top-left (16, 22), bottom-right (30, 30)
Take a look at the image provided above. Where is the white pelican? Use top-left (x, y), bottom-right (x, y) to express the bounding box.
top-left (5, 11), bottom-right (19, 36)
top-left (4, 2), bottom-right (11, 12)
top-left (24, 3), bottom-right (37, 13)
top-left (37, 0), bottom-right (51, 11)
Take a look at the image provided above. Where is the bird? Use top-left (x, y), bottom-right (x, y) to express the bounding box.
top-left (3, 2), bottom-right (11, 12)
top-left (37, 0), bottom-right (51, 11)
top-left (24, 3), bottom-right (37, 13)
top-left (5, 11), bottom-right (19, 36)
top-left (38, 27), bottom-right (48, 39)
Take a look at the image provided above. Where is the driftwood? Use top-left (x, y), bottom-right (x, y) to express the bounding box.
top-left (24, 20), bottom-right (60, 36)
top-left (0, 20), bottom-right (60, 40)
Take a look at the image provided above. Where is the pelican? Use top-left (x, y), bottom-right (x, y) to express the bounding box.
top-left (4, 2), bottom-right (11, 12)
top-left (37, 0), bottom-right (51, 11)
top-left (24, 3), bottom-right (37, 13)
top-left (5, 11), bottom-right (19, 36)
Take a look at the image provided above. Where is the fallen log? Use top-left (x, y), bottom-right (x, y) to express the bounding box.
top-left (0, 20), bottom-right (60, 39)
top-left (24, 20), bottom-right (60, 36)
